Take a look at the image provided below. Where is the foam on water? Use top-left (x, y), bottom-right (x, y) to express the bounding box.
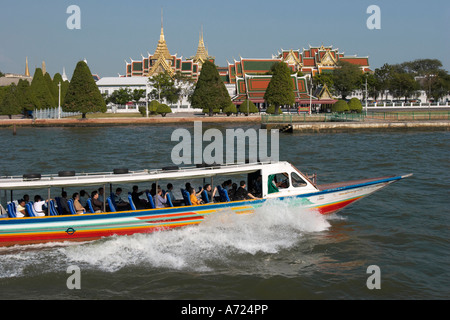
top-left (0, 199), bottom-right (331, 277)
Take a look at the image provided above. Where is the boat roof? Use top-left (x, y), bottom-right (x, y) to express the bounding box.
top-left (0, 161), bottom-right (285, 190)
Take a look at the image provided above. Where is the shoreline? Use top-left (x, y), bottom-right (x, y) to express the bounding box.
top-left (0, 116), bottom-right (449, 132)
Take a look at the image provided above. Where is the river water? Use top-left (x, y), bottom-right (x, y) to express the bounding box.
top-left (0, 124), bottom-right (448, 301)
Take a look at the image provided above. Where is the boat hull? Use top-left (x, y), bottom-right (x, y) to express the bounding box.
top-left (0, 175), bottom-right (406, 247)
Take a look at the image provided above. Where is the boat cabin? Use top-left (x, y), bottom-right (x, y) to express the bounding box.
top-left (0, 161), bottom-right (318, 219)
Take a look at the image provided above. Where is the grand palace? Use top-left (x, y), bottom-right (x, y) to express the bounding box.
top-left (96, 17), bottom-right (371, 113)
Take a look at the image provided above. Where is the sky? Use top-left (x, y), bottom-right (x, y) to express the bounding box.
top-left (1, 0), bottom-right (449, 79)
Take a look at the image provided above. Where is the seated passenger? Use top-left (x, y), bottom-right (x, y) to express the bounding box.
top-left (114, 188), bottom-right (130, 210)
top-left (154, 188), bottom-right (168, 208)
top-left (98, 187), bottom-right (105, 203)
top-left (167, 183), bottom-right (176, 201)
top-left (189, 188), bottom-right (203, 206)
top-left (91, 191), bottom-right (104, 213)
top-left (33, 195), bottom-right (49, 217)
top-left (79, 190), bottom-right (88, 208)
top-left (132, 185), bottom-right (148, 209)
top-left (60, 191), bottom-right (70, 215)
top-left (204, 184), bottom-right (217, 203)
top-left (234, 181), bottom-right (259, 201)
top-left (228, 183), bottom-right (237, 201)
top-left (16, 199), bottom-right (27, 218)
top-left (72, 193), bottom-right (86, 214)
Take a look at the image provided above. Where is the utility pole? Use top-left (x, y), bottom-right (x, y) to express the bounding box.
top-left (58, 82), bottom-right (61, 119)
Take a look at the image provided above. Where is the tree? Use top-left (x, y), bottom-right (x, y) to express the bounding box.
top-left (238, 99), bottom-right (258, 115)
top-left (108, 88), bottom-right (132, 106)
top-left (333, 61), bottom-right (363, 100)
top-left (0, 84), bottom-right (22, 118)
top-left (389, 72), bottom-right (419, 102)
top-left (156, 103), bottom-right (172, 117)
top-left (223, 103), bottom-right (237, 116)
top-left (132, 89), bottom-right (146, 106)
top-left (348, 98), bottom-right (362, 113)
top-left (44, 72), bottom-right (58, 106)
top-left (30, 68), bottom-right (55, 109)
top-left (63, 61), bottom-right (106, 118)
top-left (16, 79), bottom-right (36, 114)
top-left (190, 60), bottom-right (232, 116)
top-left (52, 73), bottom-right (69, 107)
top-left (264, 62), bottom-right (295, 114)
top-left (148, 71), bottom-right (181, 105)
top-left (331, 100), bottom-right (349, 113)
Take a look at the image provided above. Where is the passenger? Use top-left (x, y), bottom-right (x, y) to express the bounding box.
top-left (189, 187), bottom-right (203, 206)
top-left (234, 181), bottom-right (259, 201)
top-left (131, 185), bottom-right (148, 209)
top-left (204, 184), bottom-right (217, 203)
top-left (16, 199), bottom-right (27, 218)
top-left (33, 195), bottom-right (49, 217)
top-left (90, 191), bottom-right (104, 213)
top-left (98, 187), bottom-right (105, 203)
top-left (154, 187), bottom-right (168, 208)
top-left (167, 183), bottom-right (176, 201)
top-left (23, 194), bottom-right (30, 204)
top-left (114, 188), bottom-right (130, 210)
top-left (72, 193), bottom-right (86, 214)
top-left (254, 175), bottom-right (262, 198)
top-left (60, 191), bottom-right (70, 215)
top-left (222, 180), bottom-right (232, 192)
top-left (79, 190), bottom-right (88, 208)
top-left (150, 183), bottom-right (157, 197)
top-left (228, 183), bottom-right (237, 201)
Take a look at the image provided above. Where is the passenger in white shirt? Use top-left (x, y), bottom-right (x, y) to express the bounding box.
top-left (33, 195), bottom-right (48, 217)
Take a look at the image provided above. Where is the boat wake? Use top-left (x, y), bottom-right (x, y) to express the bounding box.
top-left (0, 199), bottom-right (331, 277)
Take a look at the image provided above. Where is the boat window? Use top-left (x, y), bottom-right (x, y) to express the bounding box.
top-left (291, 172), bottom-right (307, 187)
top-left (268, 173), bottom-right (290, 194)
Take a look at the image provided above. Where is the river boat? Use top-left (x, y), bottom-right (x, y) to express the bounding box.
top-left (0, 161), bottom-right (411, 247)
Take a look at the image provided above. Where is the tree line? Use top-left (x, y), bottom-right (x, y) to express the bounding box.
top-left (313, 59), bottom-right (450, 103)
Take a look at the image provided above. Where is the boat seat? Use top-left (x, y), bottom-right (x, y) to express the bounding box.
top-left (86, 198), bottom-right (95, 214)
top-left (217, 186), bottom-right (230, 202)
top-left (107, 197), bottom-right (116, 212)
top-left (25, 203), bottom-right (37, 217)
top-left (166, 193), bottom-right (174, 207)
top-left (128, 195), bottom-right (137, 211)
top-left (7, 203), bottom-right (17, 218)
top-left (181, 189), bottom-right (192, 206)
top-left (49, 200), bottom-right (59, 216)
top-left (201, 190), bottom-right (210, 204)
top-left (55, 197), bottom-right (66, 215)
top-left (67, 199), bottom-right (77, 215)
top-left (145, 192), bottom-right (156, 209)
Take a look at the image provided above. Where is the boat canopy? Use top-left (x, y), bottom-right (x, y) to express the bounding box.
top-left (0, 161), bottom-right (281, 191)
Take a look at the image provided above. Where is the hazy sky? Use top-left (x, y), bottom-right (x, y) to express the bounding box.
top-left (1, 0), bottom-right (449, 79)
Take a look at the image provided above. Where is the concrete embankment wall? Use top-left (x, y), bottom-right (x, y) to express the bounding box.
top-left (263, 121), bottom-right (450, 132)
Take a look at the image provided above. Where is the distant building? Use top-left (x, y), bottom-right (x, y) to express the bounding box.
top-left (0, 57), bottom-right (32, 87)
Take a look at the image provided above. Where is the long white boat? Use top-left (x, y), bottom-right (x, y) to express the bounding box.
top-left (0, 161), bottom-right (411, 247)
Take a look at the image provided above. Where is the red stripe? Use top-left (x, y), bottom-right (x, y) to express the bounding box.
top-left (316, 197), bottom-right (362, 215)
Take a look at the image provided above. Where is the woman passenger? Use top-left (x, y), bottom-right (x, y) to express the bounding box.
top-left (72, 193), bottom-right (86, 214)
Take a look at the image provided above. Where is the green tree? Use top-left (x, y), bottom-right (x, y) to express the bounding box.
top-left (348, 98), bottom-right (362, 113)
top-left (0, 84), bottom-right (22, 118)
top-left (63, 61), bottom-right (106, 118)
top-left (331, 100), bottom-right (349, 113)
top-left (264, 62), bottom-right (295, 114)
top-left (333, 61), bottom-right (363, 100)
top-left (44, 72), bottom-right (58, 106)
top-left (108, 88), bottom-right (132, 106)
top-left (190, 61), bottom-right (231, 116)
top-left (16, 79), bottom-right (36, 113)
top-left (156, 103), bottom-right (172, 117)
top-left (265, 105), bottom-right (283, 114)
top-left (239, 99), bottom-right (258, 115)
top-left (52, 73), bottom-right (68, 106)
top-left (30, 68), bottom-right (55, 109)
top-left (223, 103), bottom-right (237, 116)
top-left (389, 72), bottom-right (419, 102)
top-left (148, 71), bottom-right (181, 105)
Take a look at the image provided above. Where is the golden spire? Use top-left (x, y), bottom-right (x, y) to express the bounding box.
top-left (25, 57), bottom-right (30, 77)
top-left (42, 61), bottom-right (46, 75)
top-left (152, 8), bottom-right (172, 61)
top-left (192, 26), bottom-right (213, 67)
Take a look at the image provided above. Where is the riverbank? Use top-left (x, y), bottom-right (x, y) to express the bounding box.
top-left (0, 115), bottom-right (449, 132)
